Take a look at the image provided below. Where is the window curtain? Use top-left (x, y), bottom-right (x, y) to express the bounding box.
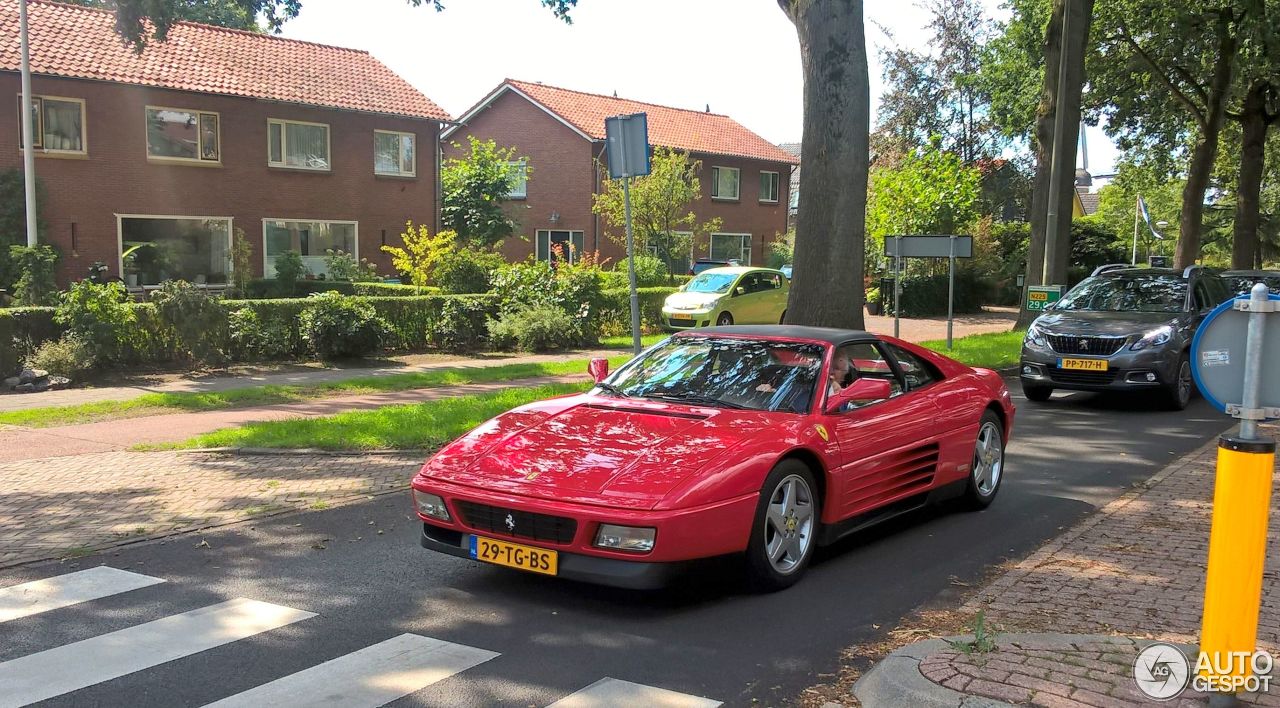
top-left (287, 124), bottom-right (328, 169)
top-left (43, 100), bottom-right (82, 151)
top-left (375, 133), bottom-right (400, 173)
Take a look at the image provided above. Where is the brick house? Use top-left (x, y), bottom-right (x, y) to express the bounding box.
top-left (443, 79), bottom-right (798, 273)
top-left (0, 0), bottom-right (451, 288)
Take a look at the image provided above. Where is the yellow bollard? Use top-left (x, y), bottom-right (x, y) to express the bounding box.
top-left (1199, 436), bottom-right (1277, 692)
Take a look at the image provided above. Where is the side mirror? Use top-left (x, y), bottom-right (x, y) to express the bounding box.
top-left (735, 286), bottom-right (745, 296)
top-left (825, 377), bottom-right (892, 414)
top-left (588, 357), bottom-right (609, 383)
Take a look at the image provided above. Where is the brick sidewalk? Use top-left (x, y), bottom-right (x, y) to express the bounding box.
top-left (0, 449), bottom-right (422, 568)
top-left (892, 424), bottom-right (1280, 707)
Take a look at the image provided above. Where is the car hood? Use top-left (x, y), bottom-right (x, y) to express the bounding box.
top-left (1034, 310), bottom-right (1182, 337)
top-left (422, 395), bottom-right (771, 509)
top-left (665, 291), bottom-right (725, 310)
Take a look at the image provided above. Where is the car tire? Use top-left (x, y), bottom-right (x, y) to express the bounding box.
top-left (962, 411), bottom-right (1005, 510)
top-left (1164, 352), bottom-right (1193, 411)
top-left (1022, 383), bottom-right (1053, 402)
top-left (746, 460), bottom-right (819, 591)
top-left (716, 312), bottom-right (734, 326)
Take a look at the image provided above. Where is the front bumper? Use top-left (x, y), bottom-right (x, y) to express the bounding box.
top-left (660, 308), bottom-right (714, 331)
top-left (412, 476), bottom-right (758, 589)
top-left (1019, 343), bottom-right (1182, 392)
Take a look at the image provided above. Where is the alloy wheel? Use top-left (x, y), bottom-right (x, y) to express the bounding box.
top-left (972, 421), bottom-right (1003, 496)
top-left (764, 474), bottom-right (814, 574)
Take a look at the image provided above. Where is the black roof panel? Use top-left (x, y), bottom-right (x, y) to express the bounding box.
top-left (673, 325), bottom-right (878, 346)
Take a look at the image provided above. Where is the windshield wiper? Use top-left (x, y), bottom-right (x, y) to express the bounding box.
top-left (594, 382), bottom-right (629, 398)
top-left (643, 392), bottom-right (747, 409)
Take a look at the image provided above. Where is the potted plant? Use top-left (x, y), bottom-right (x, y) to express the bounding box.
top-left (865, 286), bottom-right (882, 316)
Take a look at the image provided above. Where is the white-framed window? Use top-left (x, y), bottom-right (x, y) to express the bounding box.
top-left (710, 166), bottom-right (740, 201)
top-left (759, 171), bottom-right (780, 203)
top-left (18, 94), bottom-right (86, 154)
top-left (117, 215), bottom-right (232, 288)
top-left (262, 219), bottom-right (358, 278)
top-left (267, 119), bottom-right (330, 171)
top-left (146, 106), bottom-right (220, 163)
top-left (374, 130), bottom-right (415, 176)
top-left (536, 230), bottom-right (584, 263)
top-left (506, 160), bottom-right (529, 198)
top-left (710, 233), bottom-right (752, 265)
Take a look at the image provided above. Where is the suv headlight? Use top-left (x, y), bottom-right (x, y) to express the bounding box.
top-left (1024, 324), bottom-right (1048, 349)
top-left (1130, 325), bottom-right (1173, 351)
top-left (594, 524), bottom-right (656, 553)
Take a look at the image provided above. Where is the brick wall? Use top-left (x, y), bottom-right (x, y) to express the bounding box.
top-left (0, 73), bottom-right (439, 285)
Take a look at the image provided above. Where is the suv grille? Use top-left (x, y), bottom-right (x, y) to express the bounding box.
top-left (1046, 334), bottom-right (1127, 356)
top-left (454, 501), bottom-right (577, 544)
top-left (1048, 368), bottom-right (1118, 386)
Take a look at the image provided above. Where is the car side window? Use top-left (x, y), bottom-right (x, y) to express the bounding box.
top-left (838, 342), bottom-right (905, 397)
top-left (737, 274), bottom-right (757, 294)
top-left (1194, 281), bottom-right (1211, 311)
top-left (886, 344), bottom-right (943, 391)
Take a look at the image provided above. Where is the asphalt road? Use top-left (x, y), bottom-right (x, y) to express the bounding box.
top-left (0, 380), bottom-right (1233, 708)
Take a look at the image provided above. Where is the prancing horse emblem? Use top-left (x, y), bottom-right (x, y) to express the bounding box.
top-left (505, 513), bottom-right (516, 532)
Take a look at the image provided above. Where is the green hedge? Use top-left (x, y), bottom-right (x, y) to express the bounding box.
top-left (243, 280), bottom-right (437, 299)
top-left (598, 286), bottom-right (680, 336)
top-left (881, 272), bottom-right (985, 317)
top-left (0, 311), bottom-right (15, 375)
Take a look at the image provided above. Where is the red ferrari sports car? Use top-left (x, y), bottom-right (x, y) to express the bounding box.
top-left (412, 326), bottom-right (1015, 590)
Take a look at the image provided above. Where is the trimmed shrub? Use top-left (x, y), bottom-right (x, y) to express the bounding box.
top-left (150, 280), bottom-right (227, 364)
top-left (26, 334), bottom-right (95, 378)
top-left (299, 293), bottom-right (389, 359)
top-left (0, 310), bottom-right (16, 376)
top-left (9, 244), bottom-right (59, 306)
top-left (4, 306), bottom-right (62, 358)
top-left (54, 281), bottom-right (137, 366)
top-left (352, 282), bottom-right (437, 297)
top-left (487, 306), bottom-right (577, 352)
top-left (273, 251), bottom-right (308, 290)
top-left (434, 249), bottom-right (505, 294)
top-left (490, 260), bottom-right (604, 346)
top-left (597, 286), bottom-right (679, 336)
top-left (226, 307), bottom-right (294, 362)
top-left (881, 272), bottom-right (985, 317)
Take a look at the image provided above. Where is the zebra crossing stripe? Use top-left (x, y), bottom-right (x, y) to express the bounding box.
top-left (201, 633), bottom-right (499, 708)
top-left (0, 597), bottom-right (315, 708)
top-left (0, 566), bottom-right (164, 623)
top-left (547, 677), bottom-right (721, 708)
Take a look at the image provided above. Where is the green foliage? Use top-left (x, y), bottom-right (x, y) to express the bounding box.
top-left (441, 136), bottom-right (527, 247)
top-left (947, 610), bottom-right (999, 654)
top-left (299, 293), bottom-right (389, 359)
top-left (149, 280), bottom-right (227, 364)
top-left (489, 259), bottom-right (604, 346)
top-left (323, 249), bottom-right (380, 282)
top-left (434, 248), bottom-right (505, 294)
top-left (867, 141), bottom-right (982, 260)
top-left (382, 221), bottom-right (455, 293)
top-left (767, 232), bottom-right (795, 269)
top-left (592, 148), bottom-right (720, 282)
top-left (0, 169), bottom-right (46, 292)
top-left (226, 307), bottom-right (294, 362)
top-left (54, 281), bottom-right (137, 365)
top-left (9, 244), bottom-right (59, 306)
top-left (26, 334), bottom-right (95, 378)
top-left (627, 254), bottom-right (669, 287)
top-left (229, 228), bottom-right (254, 299)
top-left (272, 251), bottom-right (308, 290)
top-left (487, 305), bottom-right (577, 352)
top-left (977, 0), bottom-right (1051, 142)
top-left (597, 286), bottom-right (679, 337)
top-left (881, 271), bottom-right (986, 317)
top-left (0, 310), bottom-right (15, 375)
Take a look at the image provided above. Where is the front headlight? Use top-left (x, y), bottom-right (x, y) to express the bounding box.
top-left (594, 524), bottom-right (656, 553)
top-left (412, 489), bottom-right (450, 521)
top-left (1130, 325), bottom-right (1173, 351)
top-left (1024, 324), bottom-right (1048, 348)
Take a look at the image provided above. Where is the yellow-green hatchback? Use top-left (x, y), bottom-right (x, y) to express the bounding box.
top-left (661, 266), bottom-right (790, 330)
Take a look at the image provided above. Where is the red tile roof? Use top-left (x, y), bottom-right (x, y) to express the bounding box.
top-left (492, 79), bottom-right (798, 165)
top-left (0, 0), bottom-right (450, 121)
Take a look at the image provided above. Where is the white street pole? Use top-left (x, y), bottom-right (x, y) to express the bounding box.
top-left (1132, 195), bottom-right (1140, 266)
top-left (1042, 0), bottom-right (1071, 284)
top-left (623, 176), bottom-right (641, 355)
top-left (947, 235), bottom-right (956, 350)
top-left (1239, 282), bottom-right (1270, 441)
top-left (20, 0), bottom-right (38, 247)
top-left (893, 236), bottom-right (902, 339)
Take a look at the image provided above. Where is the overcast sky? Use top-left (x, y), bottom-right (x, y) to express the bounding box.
top-left (281, 0), bottom-right (1118, 175)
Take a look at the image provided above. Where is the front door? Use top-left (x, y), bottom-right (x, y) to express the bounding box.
top-left (823, 341), bottom-right (942, 519)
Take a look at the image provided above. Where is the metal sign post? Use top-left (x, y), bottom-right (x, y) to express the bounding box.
top-left (1191, 283), bottom-right (1279, 702)
top-left (883, 235), bottom-right (973, 348)
top-left (604, 113), bottom-right (651, 355)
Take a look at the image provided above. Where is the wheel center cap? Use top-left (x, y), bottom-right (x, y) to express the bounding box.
top-left (785, 514), bottom-right (798, 533)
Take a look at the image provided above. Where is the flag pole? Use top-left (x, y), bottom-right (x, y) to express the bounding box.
top-left (1132, 195), bottom-right (1140, 266)
top-left (20, 0), bottom-right (38, 247)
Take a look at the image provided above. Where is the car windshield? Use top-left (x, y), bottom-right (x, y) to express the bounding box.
top-left (602, 337), bottom-right (824, 413)
top-left (684, 272), bottom-right (737, 294)
top-left (1055, 275), bottom-right (1187, 313)
top-left (1226, 275), bottom-right (1280, 296)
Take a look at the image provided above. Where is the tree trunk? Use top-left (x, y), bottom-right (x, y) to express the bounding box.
top-left (1174, 13), bottom-right (1236, 270)
top-left (1232, 81), bottom-right (1271, 270)
top-left (780, 0), bottom-right (870, 330)
top-left (1018, 0), bottom-right (1093, 328)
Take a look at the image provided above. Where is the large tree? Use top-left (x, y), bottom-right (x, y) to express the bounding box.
top-left (778, 0), bottom-right (871, 330)
top-left (1224, 1), bottom-right (1280, 269)
top-left (440, 136), bottom-right (528, 248)
top-left (592, 148), bottom-right (721, 283)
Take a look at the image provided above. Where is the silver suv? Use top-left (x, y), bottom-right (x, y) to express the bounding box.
top-left (1019, 265), bottom-right (1232, 410)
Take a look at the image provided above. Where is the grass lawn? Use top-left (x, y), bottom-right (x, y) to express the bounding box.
top-left (919, 329), bottom-right (1026, 369)
top-left (600, 333), bottom-right (668, 350)
top-left (0, 356), bottom-right (630, 428)
top-left (164, 382), bottom-right (590, 451)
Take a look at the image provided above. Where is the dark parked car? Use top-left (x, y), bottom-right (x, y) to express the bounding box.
top-left (1223, 269), bottom-right (1280, 297)
top-left (1019, 264), bottom-right (1232, 410)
